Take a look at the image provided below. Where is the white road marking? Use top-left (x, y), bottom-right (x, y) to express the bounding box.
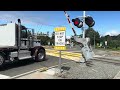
top-left (0, 74), bottom-right (10, 79)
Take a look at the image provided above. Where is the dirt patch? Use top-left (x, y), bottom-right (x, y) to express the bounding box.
top-left (94, 49), bottom-right (120, 57)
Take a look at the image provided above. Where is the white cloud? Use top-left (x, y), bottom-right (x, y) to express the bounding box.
top-left (0, 11), bottom-right (48, 25)
top-left (66, 36), bottom-right (71, 39)
top-left (104, 30), bottom-right (120, 36)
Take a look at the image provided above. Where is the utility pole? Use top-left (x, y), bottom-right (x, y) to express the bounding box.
top-left (82, 11), bottom-right (86, 38)
top-left (94, 33), bottom-right (95, 48)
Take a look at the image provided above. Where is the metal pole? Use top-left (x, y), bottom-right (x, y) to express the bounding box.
top-left (94, 33), bottom-right (95, 48)
top-left (32, 29), bottom-right (34, 47)
top-left (17, 19), bottom-right (21, 58)
top-left (70, 36), bottom-right (71, 48)
top-left (18, 19), bottom-right (21, 49)
top-left (58, 50), bottom-right (61, 72)
top-left (82, 11), bottom-right (86, 38)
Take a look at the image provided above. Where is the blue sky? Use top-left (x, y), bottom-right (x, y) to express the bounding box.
top-left (0, 11), bottom-right (120, 38)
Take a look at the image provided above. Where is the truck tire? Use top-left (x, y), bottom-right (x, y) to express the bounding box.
top-left (0, 53), bottom-right (5, 68)
top-left (35, 49), bottom-right (46, 62)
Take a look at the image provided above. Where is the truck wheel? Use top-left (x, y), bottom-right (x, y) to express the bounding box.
top-left (0, 54), bottom-right (5, 68)
top-left (35, 49), bottom-right (46, 62)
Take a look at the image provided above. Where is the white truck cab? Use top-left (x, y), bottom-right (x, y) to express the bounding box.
top-left (0, 19), bottom-right (46, 67)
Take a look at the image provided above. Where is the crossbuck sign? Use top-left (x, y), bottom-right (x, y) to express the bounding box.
top-left (54, 27), bottom-right (66, 50)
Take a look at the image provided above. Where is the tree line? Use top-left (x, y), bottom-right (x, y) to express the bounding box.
top-left (84, 27), bottom-right (120, 49)
top-left (30, 28), bottom-right (120, 49)
top-left (37, 31), bottom-right (55, 45)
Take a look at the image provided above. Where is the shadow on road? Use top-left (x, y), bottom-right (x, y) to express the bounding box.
top-left (61, 66), bottom-right (71, 71)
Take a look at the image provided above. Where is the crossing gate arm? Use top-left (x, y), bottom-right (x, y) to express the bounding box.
top-left (64, 11), bottom-right (77, 36)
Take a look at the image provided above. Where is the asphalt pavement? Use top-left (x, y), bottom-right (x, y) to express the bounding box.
top-left (1, 45), bottom-right (120, 79)
top-left (0, 55), bottom-right (70, 77)
top-left (0, 45), bottom-right (81, 77)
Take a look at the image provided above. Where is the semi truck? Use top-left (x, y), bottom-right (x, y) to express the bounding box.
top-left (0, 19), bottom-right (46, 67)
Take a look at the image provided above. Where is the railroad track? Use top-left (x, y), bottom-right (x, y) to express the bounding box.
top-left (91, 57), bottom-right (120, 65)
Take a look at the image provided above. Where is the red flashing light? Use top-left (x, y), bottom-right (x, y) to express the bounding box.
top-left (74, 20), bottom-right (79, 25)
top-left (72, 18), bottom-right (83, 28)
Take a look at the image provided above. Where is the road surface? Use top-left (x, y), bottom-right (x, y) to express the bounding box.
top-left (1, 45), bottom-right (120, 79)
top-left (0, 55), bottom-right (71, 77)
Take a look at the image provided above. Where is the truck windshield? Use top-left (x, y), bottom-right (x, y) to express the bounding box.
top-left (21, 29), bottom-right (27, 38)
top-left (21, 25), bottom-right (31, 38)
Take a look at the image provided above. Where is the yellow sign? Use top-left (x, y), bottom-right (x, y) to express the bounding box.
top-left (54, 27), bottom-right (66, 50)
top-left (54, 27), bottom-right (66, 32)
top-left (54, 46), bottom-right (66, 50)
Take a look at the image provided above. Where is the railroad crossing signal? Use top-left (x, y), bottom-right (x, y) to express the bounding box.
top-left (72, 16), bottom-right (95, 28)
top-left (85, 16), bottom-right (95, 27)
top-left (72, 18), bottom-right (83, 28)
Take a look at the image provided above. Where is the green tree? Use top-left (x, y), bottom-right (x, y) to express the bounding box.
top-left (37, 32), bottom-right (51, 45)
top-left (109, 40), bottom-right (120, 49)
top-left (117, 34), bottom-right (120, 40)
top-left (51, 31), bottom-right (55, 40)
top-left (99, 34), bottom-right (120, 49)
top-left (47, 31), bottom-right (49, 36)
top-left (50, 31), bottom-right (55, 45)
top-left (85, 27), bottom-right (100, 45)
